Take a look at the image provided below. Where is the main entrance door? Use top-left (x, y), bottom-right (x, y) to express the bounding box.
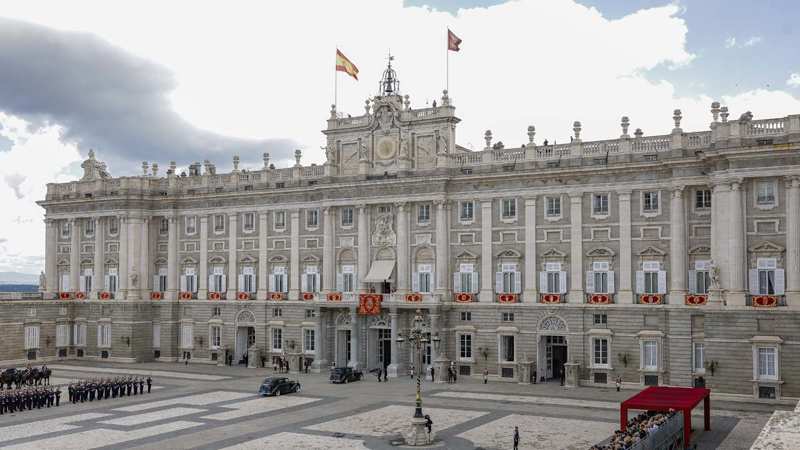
top-left (235, 326), bottom-right (255, 365)
top-left (539, 335), bottom-right (568, 382)
top-left (336, 329), bottom-right (351, 367)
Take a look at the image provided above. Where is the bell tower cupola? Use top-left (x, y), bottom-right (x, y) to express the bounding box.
top-left (378, 54), bottom-right (400, 97)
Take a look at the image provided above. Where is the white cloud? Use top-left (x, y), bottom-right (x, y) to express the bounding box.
top-left (725, 36), bottom-right (737, 48)
top-left (788, 73), bottom-right (800, 87)
top-left (726, 35), bottom-right (763, 49)
top-left (0, 0), bottom-right (799, 273)
top-left (743, 36), bottom-right (762, 47)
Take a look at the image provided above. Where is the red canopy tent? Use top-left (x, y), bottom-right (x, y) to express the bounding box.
top-left (620, 386), bottom-right (711, 448)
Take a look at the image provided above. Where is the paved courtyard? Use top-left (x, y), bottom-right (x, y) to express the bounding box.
top-left (0, 362), bottom-right (788, 449)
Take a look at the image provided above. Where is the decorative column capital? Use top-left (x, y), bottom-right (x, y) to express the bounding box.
top-left (670, 185), bottom-right (685, 198)
top-left (395, 201), bottom-right (408, 212)
top-left (480, 199), bottom-right (492, 208)
top-left (730, 179), bottom-right (744, 191)
top-left (434, 199), bottom-right (449, 210)
top-left (785, 176), bottom-right (800, 190)
top-left (616, 189), bottom-right (632, 199)
top-left (712, 182), bottom-right (731, 193)
top-left (356, 203), bottom-right (367, 212)
top-left (568, 191), bottom-right (583, 202)
top-left (524, 197), bottom-right (537, 207)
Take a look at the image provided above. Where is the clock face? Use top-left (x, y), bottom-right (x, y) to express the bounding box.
top-left (376, 137), bottom-right (397, 160)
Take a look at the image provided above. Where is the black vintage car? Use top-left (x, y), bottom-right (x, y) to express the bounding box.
top-left (329, 367), bottom-right (363, 384)
top-left (258, 376), bottom-right (301, 396)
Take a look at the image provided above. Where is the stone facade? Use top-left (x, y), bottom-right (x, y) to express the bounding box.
top-left (6, 62), bottom-right (800, 401)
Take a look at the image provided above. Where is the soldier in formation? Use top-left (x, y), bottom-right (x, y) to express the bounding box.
top-left (0, 385), bottom-right (61, 414)
top-left (68, 377), bottom-right (152, 403)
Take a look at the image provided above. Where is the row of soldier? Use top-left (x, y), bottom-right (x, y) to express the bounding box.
top-left (0, 386), bottom-right (61, 414)
top-left (68, 376), bottom-right (152, 403)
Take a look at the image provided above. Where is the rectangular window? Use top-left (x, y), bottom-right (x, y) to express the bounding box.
top-left (416, 265), bottom-right (432, 293)
top-left (342, 273), bottom-right (354, 293)
top-left (546, 197), bottom-right (561, 217)
top-left (757, 182), bottom-right (776, 205)
top-left (459, 334), bottom-right (472, 359)
top-left (593, 338), bottom-right (609, 366)
top-left (210, 326), bottom-right (221, 349)
top-left (305, 309), bottom-right (317, 319)
top-left (593, 194), bottom-right (609, 215)
top-left (97, 324), bottom-right (111, 348)
top-left (501, 199), bottom-right (516, 219)
top-left (24, 325), bottom-right (40, 350)
top-left (305, 270), bottom-right (318, 293)
top-left (643, 191), bottom-right (659, 212)
top-left (418, 204), bottom-right (431, 224)
top-left (273, 308), bottom-right (282, 317)
top-left (460, 201), bottom-right (474, 221)
top-left (593, 314), bottom-right (607, 325)
top-left (460, 311), bottom-right (471, 321)
top-left (459, 272), bottom-right (474, 293)
top-left (502, 312), bottom-right (514, 322)
top-left (546, 272), bottom-right (560, 294)
top-left (61, 221), bottom-right (72, 239)
top-left (213, 307), bottom-right (221, 317)
top-left (644, 272), bottom-right (659, 294)
top-left (243, 212), bottom-right (255, 232)
top-left (213, 215), bottom-right (225, 233)
top-left (73, 323), bottom-right (87, 347)
top-left (642, 340), bottom-right (658, 370)
top-left (242, 267), bottom-right (255, 293)
top-left (693, 343), bottom-right (705, 372)
top-left (593, 271), bottom-right (608, 294)
top-left (108, 217), bottom-right (119, 235)
top-left (180, 324), bottom-right (193, 349)
top-left (303, 329), bottom-right (315, 353)
top-left (696, 270), bottom-right (710, 294)
top-left (341, 207), bottom-right (354, 227)
top-left (758, 258), bottom-right (777, 295)
top-left (307, 209), bottom-right (319, 228)
top-left (757, 347), bottom-right (777, 378)
top-left (501, 335), bottom-right (515, 362)
top-left (185, 216), bottom-right (197, 235)
top-left (84, 219), bottom-right (96, 237)
top-left (157, 268), bottom-right (168, 292)
top-left (56, 323), bottom-right (69, 347)
top-left (274, 211), bottom-right (286, 229)
top-left (695, 189), bottom-right (711, 209)
top-left (160, 218), bottom-right (169, 235)
top-left (272, 328), bottom-right (283, 351)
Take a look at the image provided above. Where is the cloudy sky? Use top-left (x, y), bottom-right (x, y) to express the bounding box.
top-left (0, 0), bottom-right (799, 276)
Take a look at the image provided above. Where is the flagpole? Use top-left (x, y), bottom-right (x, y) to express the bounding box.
top-left (446, 30), bottom-right (450, 93)
top-left (334, 46), bottom-right (338, 110)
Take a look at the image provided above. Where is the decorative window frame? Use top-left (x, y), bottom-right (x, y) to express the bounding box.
top-left (750, 335), bottom-right (783, 400)
top-left (417, 204), bottom-right (432, 226)
top-left (302, 327), bottom-right (316, 354)
top-left (458, 200), bottom-right (475, 224)
top-left (496, 326), bottom-right (519, 364)
top-left (754, 180), bottom-right (778, 211)
top-left (500, 198), bottom-right (518, 223)
top-left (242, 212), bottom-right (256, 234)
top-left (184, 215), bottom-right (198, 236)
top-left (273, 210), bottom-right (287, 232)
top-left (692, 188), bottom-right (712, 215)
top-left (692, 341), bottom-right (705, 376)
top-left (456, 330), bottom-right (475, 363)
top-left (212, 214), bottom-right (226, 235)
top-left (544, 195), bottom-right (562, 222)
top-left (306, 208), bottom-right (320, 230)
top-left (108, 217), bottom-right (120, 237)
top-left (587, 328), bottom-right (613, 370)
top-left (340, 207), bottom-right (354, 229)
top-left (637, 330), bottom-right (664, 379)
top-left (590, 192), bottom-right (611, 220)
top-left (640, 190), bottom-right (662, 218)
top-left (271, 327), bottom-right (284, 353)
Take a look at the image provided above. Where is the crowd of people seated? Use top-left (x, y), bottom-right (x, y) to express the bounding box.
top-left (591, 410), bottom-right (680, 450)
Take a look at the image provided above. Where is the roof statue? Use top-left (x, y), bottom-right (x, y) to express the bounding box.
top-left (80, 149), bottom-right (111, 181)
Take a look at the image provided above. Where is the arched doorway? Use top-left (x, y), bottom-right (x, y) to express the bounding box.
top-left (334, 311), bottom-right (352, 368)
top-left (367, 314), bottom-right (391, 371)
top-left (235, 309), bottom-right (256, 365)
top-left (537, 316), bottom-right (569, 382)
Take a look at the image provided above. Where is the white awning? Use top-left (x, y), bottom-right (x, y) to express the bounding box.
top-left (363, 260), bottom-right (396, 282)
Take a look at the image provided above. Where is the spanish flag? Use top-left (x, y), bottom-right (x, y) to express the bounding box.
top-left (448, 29), bottom-right (462, 52)
top-left (336, 49), bottom-right (359, 80)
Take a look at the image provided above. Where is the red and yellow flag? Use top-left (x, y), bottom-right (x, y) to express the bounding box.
top-left (448, 29), bottom-right (462, 52)
top-left (336, 49), bottom-right (359, 80)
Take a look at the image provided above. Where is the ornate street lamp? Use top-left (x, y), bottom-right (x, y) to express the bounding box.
top-left (397, 309), bottom-right (440, 445)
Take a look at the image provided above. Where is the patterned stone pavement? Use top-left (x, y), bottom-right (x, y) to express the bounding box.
top-left (0, 362), bottom-right (787, 449)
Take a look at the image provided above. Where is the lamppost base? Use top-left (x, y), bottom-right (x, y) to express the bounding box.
top-left (407, 416), bottom-right (430, 446)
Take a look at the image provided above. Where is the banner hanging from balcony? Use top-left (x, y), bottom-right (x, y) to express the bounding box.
top-left (358, 294), bottom-right (382, 315)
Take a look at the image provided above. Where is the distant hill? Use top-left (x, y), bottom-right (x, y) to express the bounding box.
top-left (0, 272), bottom-right (40, 285)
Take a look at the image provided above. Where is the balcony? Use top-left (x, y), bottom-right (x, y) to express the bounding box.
top-left (539, 293), bottom-right (562, 304)
top-left (237, 292), bottom-right (255, 300)
top-left (684, 294), bottom-right (707, 306)
top-left (637, 294), bottom-right (664, 305)
top-left (452, 292), bottom-right (475, 303)
top-left (747, 295), bottom-right (785, 307)
top-left (267, 292), bottom-right (286, 301)
top-left (98, 291), bottom-right (114, 300)
top-left (586, 293), bottom-right (613, 305)
top-left (496, 293), bottom-right (519, 304)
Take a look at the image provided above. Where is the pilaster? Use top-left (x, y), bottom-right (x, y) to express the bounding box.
top-left (69, 218), bottom-right (80, 293)
top-left (127, 215), bottom-right (143, 300)
top-left (387, 309), bottom-right (401, 377)
top-left (669, 187), bottom-right (687, 300)
top-left (198, 215), bottom-right (208, 299)
top-left (434, 200), bottom-right (450, 299)
top-left (93, 217), bottom-right (105, 298)
top-left (396, 202), bottom-right (410, 293)
top-left (617, 191), bottom-right (633, 303)
top-left (523, 198), bottom-right (538, 302)
top-left (480, 200), bottom-right (493, 303)
top-left (726, 180), bottom-right (746, 306)
top-left (289, 210), bottom-right (300, 300)
top-left (139, 217), bottom-right (150, 297)
top-left (786, 177), bottom-right (800, 306)
top-left (227, 213), bottom-right (238, 300)
top-left (44, 219), bottom-right (57, 295)
top-left (119, 215), bottom-right (128, 299)
top-left (257, 212), bottom-right (269, 299)
top-left (348, 307), bottom-right (361, 369)
top-left (166, 215), bottom-right (178, 301)
top-left (568, 193), bottom-right (584, 303)
top-left (357, 205), bottom-right (369, 293)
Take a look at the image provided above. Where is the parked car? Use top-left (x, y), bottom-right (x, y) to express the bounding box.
top-left (329, 367), bottom-right (363, 384)
top-left (258, 376), bottom-right (301, 396)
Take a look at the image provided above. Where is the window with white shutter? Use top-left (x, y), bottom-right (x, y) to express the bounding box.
top-left (152, 323), bottom-right (161, 348)
top-left (210, 326), bottom-right (221, 349)
top-left (56, 324), bottom-right (69, 347)
top-left (641, 340), bottom-right (658, 370)
top-left (272, 328), bottom-right (283, 351)
top-left (24, 326), bottom-right (40, 350)
top-left (73, 323), bottom-right (87, 347)
top-left (97, 324), bottom-right (111, 348)
top-left (181, 324), bottom-right (193, 349)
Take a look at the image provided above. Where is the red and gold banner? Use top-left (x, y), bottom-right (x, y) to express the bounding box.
top-left (405, 293), bottom-right (423, 303)
top-left (497, 293), bottom-right (518, 303)
top-left (179, 292), bottom-right (193, 300)
top-left (326, 292), bottom-right (342, 302)
top-left (150, 291), bottom-right (162, 300)
top-left (541, 294), bottom-right (561, 304)
top-left (99, 291), bottom-right (111, 300)
top-left (588, 294), bottom-right (610, 304)
top-left (209, 292), bottom-right (221, 300)
top-left (685, 294), bottom-right (707, 306)
top-left (753, 295), bottom-right (778, 307)
top-left (301, 292), bottom-right (315, 301)
top-left (269, 292), bottom-right (285, 301)
top-left (640, 294), bottom-right (662, 304)
top-left (358, 294), bottom-right (382, 315)
top-left (454, 293), bottom-right (473, 302)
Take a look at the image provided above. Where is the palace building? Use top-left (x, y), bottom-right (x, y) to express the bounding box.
top-left (5, 60), bottom-right (800, 401)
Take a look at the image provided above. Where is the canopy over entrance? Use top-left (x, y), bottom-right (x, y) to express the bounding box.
top-left (363, 260), bottom-right (395, 282)
top-left (620, 386), bottom-right (711, 448)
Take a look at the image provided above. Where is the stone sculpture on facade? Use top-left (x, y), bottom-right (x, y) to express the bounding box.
top-left (80, 150), bottom-right (110, 181)
top-left (373, 211), bottom-right (396, 247)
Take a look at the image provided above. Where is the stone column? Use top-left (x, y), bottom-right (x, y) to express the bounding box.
top-left (69, 218), bottom-right (80, 292)
top-left (289, 210), bottom-right (300, 300)
top-left (93, 217), bottom-right (105, 298)
top-left (786, 177), bottom-right (800, 306)
top-left (119, 216), bottom-right (128, 299)
top-left (480, 200), bottom-right (493, 302)
top-left (568, 193), bottom-right (584, 303)
top-left (139, 217), bottom-right (149, 296)
top-left (349, 307), bottom-right (360, 369)
top-left (44, 219), bottom-right (57, 295)
top-left (387, 308), bottom-right (401, 377)
top-left (726, 181), bottom-right (746, 305)
top-left (166, 215), bottom-right (178, 300)
top-left (617, 191), bottom-right (633, 303)
top-left (127, 215), bottom-right (143, 300)
top-left (357, 205), bottom-right (369, 292)
top-left (322, 208), bottom-right (334, 294)
top-left (311, 307), bottom-right (328, 371)
top-left (227, 213), bottom-right (238, 300)
top-left (396, 202), bottom-right (410, 294)
top-left (257, 212), bottom-right (268, 299)
top-left (523, 198), bottom-right (538, 302)
top-left (198, 215), bottom-right (208, 299)
top-left (435, 200), bottom-right (450, 298)
top-left (710, 183), bottom-right (730, 304)
top-left (669, 187), bottom-right (687, 301)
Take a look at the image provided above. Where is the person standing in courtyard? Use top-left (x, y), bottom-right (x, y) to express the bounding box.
top-left (147, 376), bottom-right (152, 393)
top-left (483, 368), bottom-right (488, 384)
top-left (430, 367), bottom-right (435, 383)
top-left (513, 426), bottom-right (520, 450)
top-left (425, 415), bottom-right (433, 443)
